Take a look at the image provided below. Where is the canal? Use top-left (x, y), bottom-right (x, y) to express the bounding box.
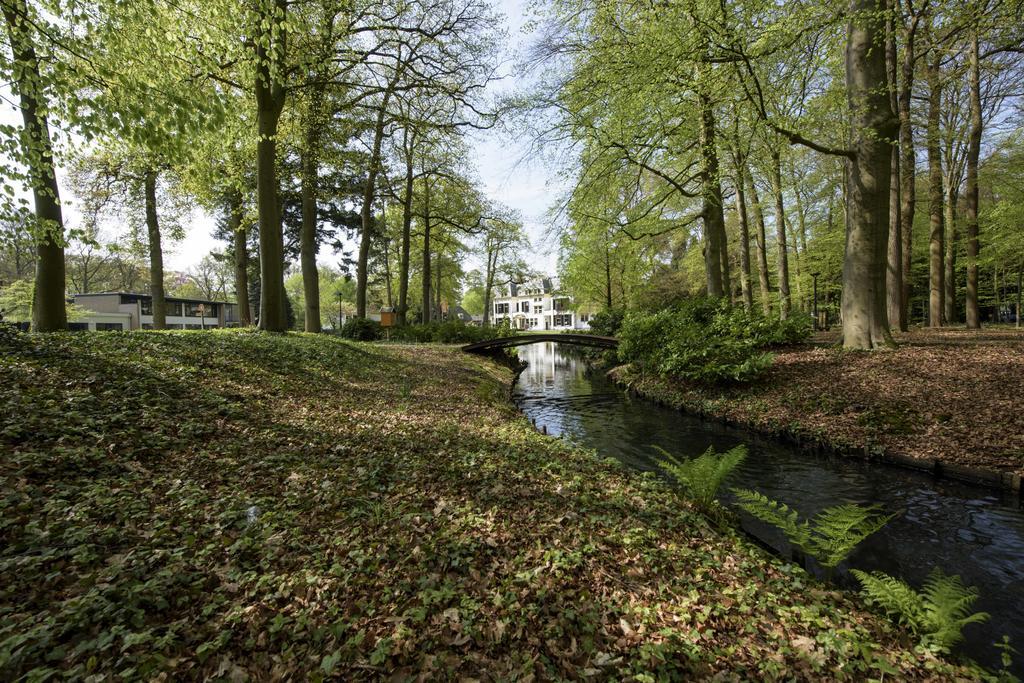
top-left (513, 342), bottom-right (1024, 674)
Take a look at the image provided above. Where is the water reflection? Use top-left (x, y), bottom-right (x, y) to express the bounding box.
top-left (513, 342), bottom-right (1024, 672)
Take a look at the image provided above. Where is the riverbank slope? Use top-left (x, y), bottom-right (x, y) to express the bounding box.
top-left (1, 329), bottom-right (980, 679)
top-left (611, 328), bottom-right (1024, 483)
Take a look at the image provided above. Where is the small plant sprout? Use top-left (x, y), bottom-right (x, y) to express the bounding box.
top-left (732, 489), bottom-right (896, 580)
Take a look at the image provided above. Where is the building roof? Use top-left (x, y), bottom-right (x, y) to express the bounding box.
top-left (73, 292), bottom-right (234, 306)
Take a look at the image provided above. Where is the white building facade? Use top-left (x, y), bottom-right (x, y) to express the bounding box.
top-left (73, 293), bottom-right (240, 330)
top-left (491, 278), bottom-right (590, 331)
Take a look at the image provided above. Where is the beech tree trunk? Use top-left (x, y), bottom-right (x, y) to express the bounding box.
top-left (965, 31), bottom-right (983, 328)
top-left (144, 169), bottom-right (166, 329)
top-left (357, 93), bottom-right (392, 319)
top-left (840, 0), bottom-right (898, 349)
top-left (422, 179), bottom-right (433, 323)
top-left (3, 0), bottom-right (66, 332)
top-left (943, 184), bottom-right (957, 325)
top-left (300, 87), bottom-right (324, 333)
top-left (770, 148), bottom-right (791, 319)
top-left (228, 191), bottom-right (251, 326)
top-left (897, 11), bottom-right (919, 331)
top-left (885, 0), bottom-right (904, 331)
top-left (926, 50), bottom-right (944, 327)
top-left (746, 174), bottom-right (772, 315)
top-left (698, 88), bottom-right (725, 298)
top-left (733, 163), bottom-right (754, 310)
top-left (253, 0), bottom-right (288, 332)
top-left (397, 130), bottom-right (414, 326)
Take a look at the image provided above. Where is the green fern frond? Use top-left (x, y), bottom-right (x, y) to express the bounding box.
top-left (851, 569), bottom-right (925, 633)
top-left (655, 444), bottom-right (746, 510)
top-left (920, 569), bottom-right (989, 651)
top-left (732, 488), bottom-right (811, 548)
top-left (853, 568), bottom-right (989, 653)
top-left (808, 504), bottom-right (896, 569)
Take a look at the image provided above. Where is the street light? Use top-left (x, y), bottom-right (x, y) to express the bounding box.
top-left (811, 272), bottom-right (821, 330)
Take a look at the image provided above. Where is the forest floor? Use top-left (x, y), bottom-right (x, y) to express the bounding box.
top-left (612, 326), bottom-right (1024, 480)
top-left (0, 328), bottom-right (983, 680)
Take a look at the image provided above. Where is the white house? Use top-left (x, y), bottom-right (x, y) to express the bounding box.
top-left (72, 292), bottom-right (240, 330)
top-left (491, 277), bottom-right (590, 331)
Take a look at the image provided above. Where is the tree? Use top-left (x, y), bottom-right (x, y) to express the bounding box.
top-left (2, 0), bottom-right (68, 331)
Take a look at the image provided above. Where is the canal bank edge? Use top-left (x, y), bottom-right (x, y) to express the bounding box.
top-left (607, 364), bottom-right (1023, 498)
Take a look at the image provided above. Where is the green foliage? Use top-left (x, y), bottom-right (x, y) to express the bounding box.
top-left (0, 279), bottom-right (34, 322)
top-left (654, 444), bottom-right (747, 512)
top-left (390, 321), bottom-right (504, 344)
top-left (587, 307), bottom-right (626, 336)
top-left (851, 569), bottom-right (990, 653)
top-left (618, 298), bottom-right (809, 384)
top-left (732, 489), bottom-right (895, 572)
top-left (338, 317), bottom-right (381, 341)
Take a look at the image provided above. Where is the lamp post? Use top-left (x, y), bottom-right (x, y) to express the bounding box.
top-left (811, 272), bottom-right (821, 330)
top-left (336, 291), bottom-right (344, 330)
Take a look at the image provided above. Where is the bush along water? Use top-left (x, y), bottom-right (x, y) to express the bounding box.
top-left (617, 298), bottom-right (812, 383)
top-left (336, 319), bottom-right (515, 344)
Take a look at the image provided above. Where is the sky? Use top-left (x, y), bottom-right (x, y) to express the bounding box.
top-left (1, 0), bottom-right (565, 279)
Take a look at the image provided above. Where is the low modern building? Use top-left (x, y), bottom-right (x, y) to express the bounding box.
top-left (72, 292), bottom-right (240, 331)
top-left (491, 277), bottom-right (590, 331)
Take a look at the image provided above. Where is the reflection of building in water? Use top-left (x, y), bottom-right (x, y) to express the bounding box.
top-left (491, 277), bottom-right (591, 331)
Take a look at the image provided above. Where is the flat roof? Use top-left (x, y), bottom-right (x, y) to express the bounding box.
top-left (73, 292), bottom-right (233, 306)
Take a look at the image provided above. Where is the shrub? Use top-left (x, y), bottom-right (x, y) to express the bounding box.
top-left (654, 444), bottom-right (747, 514)
top-left (852, 569), bottom-right (989, 653)
top-left (388, 320), bottom-right (512, 345)
top-left (617, 298), bottom-right (811, 384)
top-left (587, 308), bottom-right (626, 337)
top-left (732, 489), bottom-right (895, 579)
top-left (338, 318), bottom-right (381, 341)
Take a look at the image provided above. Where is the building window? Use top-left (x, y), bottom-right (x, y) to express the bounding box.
top-left (96, 322), bottom-right (124, 331)
top-left (533, 305), bottom-right (543, 314)
top-left (185, 302), bottom-right (215, 317)
top-left (166, 301), bottom-right (183, 316)
top-left (520, 301), bottom-right (530, 313)
top-left (581, 313), bottom-right (589, 322)
top-left (495, 302), bottom-right (509, 315)
top-left (553, 314), bottom-right (573, 327)
top-left (140, 298), bottom-right (152, 315)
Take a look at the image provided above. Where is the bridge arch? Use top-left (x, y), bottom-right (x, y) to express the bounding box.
top-left (461, 333), bottom-right (618, 353)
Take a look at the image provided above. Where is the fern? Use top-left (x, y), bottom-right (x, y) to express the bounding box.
top-left (852, 568), bottom-right (989, 653)
top-left (732, 489), bottom-right (893, 574)
top-left (654, 444), bottom-right (747, 511)
top-left (730, 488), bottom-right (811, 548)
top-left (807, 504), bottom-right (896, 569)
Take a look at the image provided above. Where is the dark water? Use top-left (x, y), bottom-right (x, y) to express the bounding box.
top-left (513, 342), bottom-right (1024, 673)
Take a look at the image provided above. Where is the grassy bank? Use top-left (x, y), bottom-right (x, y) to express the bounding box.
top-left (0, 329), bottom-right (981, 679)
top-left (611, 328), bottom-right (1024, 482)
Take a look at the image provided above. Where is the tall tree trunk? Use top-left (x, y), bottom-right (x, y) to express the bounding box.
top-left (300, 86), bottom-right (324, 333)
top-left (357, 91), bottom-right (393, 318)
top-left (840, 0), bottom-right (898, 349)
top-left (381, 199), bottom-right (393, 308)
top-left (733, 163), bottom-right (754, 310)
top-left (604, 243), bottom-right (613, 308)
top-left (943, 181), bottom-right (957, 324)
top-left (698, 87), bottom-right (725, 298)
top-left (770, 147), bottom-right (791, 319)
top-left (483, 247), bottom-right (497, 326)
top-left (747, 173), bottom-right (772, 314)
top-left (897, 11), bottom-right (919, 331)
top-left (421, 178), bottom-right (432, 323)
top-left (3, 0), bottom-right (66, 332)
top-left (253, 0), bottom-right (287, 332)
top-left (397, 132), bottom-right (414, 326)
top-left (965, 30), bottom-right (983, 328)
top-left (143, 169), bottom-right (166, 329)
top-left (885, 0), bottom-right (904, 331)
top-left (1016, 262), bottom-right (1022, 329)
top-left (228, 191), bottom-right (251, 326)
top-left (926, 49), bottom-right (944, 327)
